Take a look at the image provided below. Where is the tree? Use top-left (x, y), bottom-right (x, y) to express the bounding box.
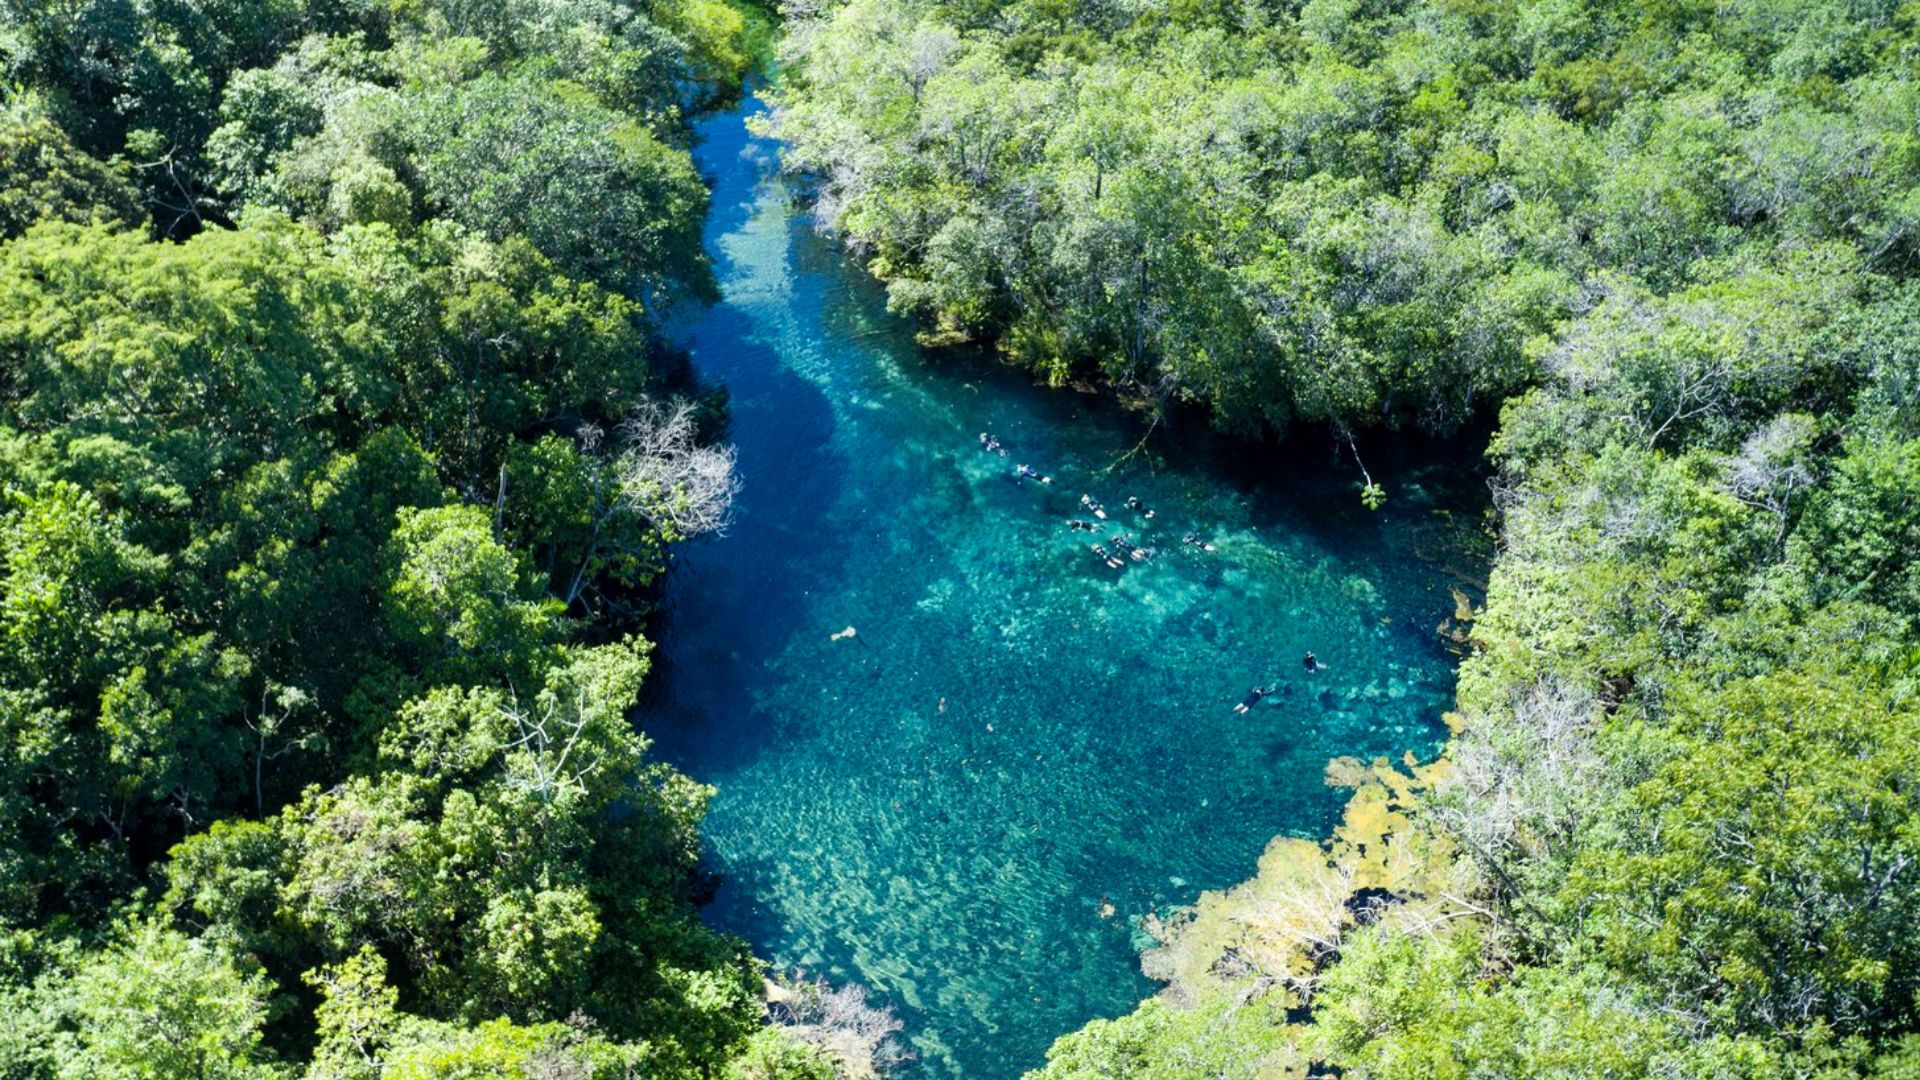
top-left (0, 99), bottom-right (144, 238)
top-left (762, 974), bottom-right (908, 1077)
top-left (412, 75), bottom-right (714, 306)
top-left (26, 920), bottom-right (284, 1080)
top-left (383, 503), bottom-right (564, 681)
top-left (1569, 664), bottom-right (1920, 1036)
top-left (0, 0), bottom-right (766, 1076)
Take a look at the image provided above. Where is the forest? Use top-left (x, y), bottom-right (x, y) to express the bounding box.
top-left (0, 0), bottom-right (875, 1076)
top-left (2, 0), bottom-right (1919, 1077)
top-left (767, 0), bottom-right (1920, 1075)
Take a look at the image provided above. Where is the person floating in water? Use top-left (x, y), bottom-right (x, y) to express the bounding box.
top-left (1091, 543), bottom-right (1125, 569)
top-left (1182, 532), bottom-right (1216, 553)
top-left (1233, 685), bottom-right (1271, 714)
top-left (1303, 651), bottom-right (1324, 672)
top-left (1014, 463), bottom-right (1053, 484)
top-left (1124, 496), bottom-right (1155, 519)
top-left (1081, 494), bottom-right (1107, 519)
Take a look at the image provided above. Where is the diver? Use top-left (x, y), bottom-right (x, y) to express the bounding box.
top-left (1232, 685), bottom-right (1272, 714)
top-left (1124, 496), bottom-right (1155, 519)
top-left (1081, 494), bottom-right (1108, 519)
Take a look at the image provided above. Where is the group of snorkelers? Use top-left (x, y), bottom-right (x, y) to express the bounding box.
top-left (978, 433), bottom-right (1321, 715)
top-left (1074, 493), bottom-right (1218, 570)
top-left (1074, 495), bottom-right (1202, 571)
top-left (977, 431), bottom-right (1218, 571)
top-left (1080, 528), bottom-right (1154, 568)
top-left (1232, 651), bottom-right (1327, 713)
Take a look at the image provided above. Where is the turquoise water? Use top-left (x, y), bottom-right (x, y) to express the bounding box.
top-left (646, 96), bottom-right (1484, 1078)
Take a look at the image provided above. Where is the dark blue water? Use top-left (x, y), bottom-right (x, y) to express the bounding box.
top-left (646, 95), bottom-right (1481, 1078)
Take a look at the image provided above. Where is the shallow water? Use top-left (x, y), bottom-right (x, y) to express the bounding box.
top-left (646, 95), bottom-right (1485, 1078)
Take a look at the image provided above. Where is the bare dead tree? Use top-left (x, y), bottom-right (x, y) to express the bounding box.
top-left (614, 399), bottom-right (741, 542)
top-left (902, 26), bottom-right (959, 102)
top-left (497, 682), bottom-right (603, 807)
top-left (1725, 412), bottom-right (1816, 544)
top-left (242, 683), bottom-right (320, 817)
top-left (1431, 678), bottom-right (1615, 931)
top-left (767, 974), bottom-right (911, 1078)
top-left (1236, 858), bottom-right (1359, 1004)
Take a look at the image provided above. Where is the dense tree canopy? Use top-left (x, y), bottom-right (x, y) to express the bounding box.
top-left (0, 0), bottom-right (863, 1076)
top-left (772, 0), bottom-right (1920, 438)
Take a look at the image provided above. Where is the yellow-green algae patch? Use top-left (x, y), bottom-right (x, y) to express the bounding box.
top-left (1094, 754), bottom-right (1475, 1077)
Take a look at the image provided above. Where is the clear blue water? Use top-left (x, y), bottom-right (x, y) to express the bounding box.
top-left (645, 95), bottom-right (1485, 1078)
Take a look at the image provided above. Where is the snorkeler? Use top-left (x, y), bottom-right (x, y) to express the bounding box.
top-left (1303, 651), bottom-right (1324, 673)
top-left (1081, 494), bottom-right (1108, 519)
top-left (1130, 545), bottom-right (1156, 562)
top-left (1091, 544), bottom-right (1125, 569)
top-left (979, 432), bottom-right (1008, 456)
top-left (1066, 518), bottom-right (1093, 532)
top-left (1182, 532), bottom-right (1217, 553)
top-left (1232, 685), bottom-right (1271, 714)
top-left (1110, 533), bottom-right (1135, 553)
top-left (1124, 496), bottom-right (1156, 519)
top-left (1014, 464), bottom-right (1054, 484)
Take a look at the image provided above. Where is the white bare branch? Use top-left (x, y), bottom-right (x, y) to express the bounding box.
top-left (767, 974), bottom-right (911, 1078)
top-left (613, 399), bottom-right (741, 541)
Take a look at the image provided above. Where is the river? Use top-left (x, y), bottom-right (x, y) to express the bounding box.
top-left (645, 93), bottom-right (1483, 1078)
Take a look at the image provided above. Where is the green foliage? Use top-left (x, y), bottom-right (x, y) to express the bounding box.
top-left (772, 0), bottom-right (1920, 439)
top-left (1311, 927), bottom-right (1803, 1080)
top-left (384, 504), bottom-right (564, 676)
top-left (726, 1029), bottom-right (841, 1080)
top-left (1034, 991), bottom-right (1295, 1078)
top-left (410, 74), bottom-right (715, 304)
top-left (0, 98), bottom-right (144, 239)
top-left (1571, 666), bottom-right (1920, 1034)
top-left (14, 920), bottom-right (286, 1080)
top-left (0, 0), bottom-right (771, 1076)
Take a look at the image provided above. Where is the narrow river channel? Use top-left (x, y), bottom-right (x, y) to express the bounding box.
top-left (645, 93), bottom-right (1483, 1078)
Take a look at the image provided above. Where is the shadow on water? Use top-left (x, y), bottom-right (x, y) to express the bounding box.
top-left (641, 92), bottom-right (1490, 1079)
